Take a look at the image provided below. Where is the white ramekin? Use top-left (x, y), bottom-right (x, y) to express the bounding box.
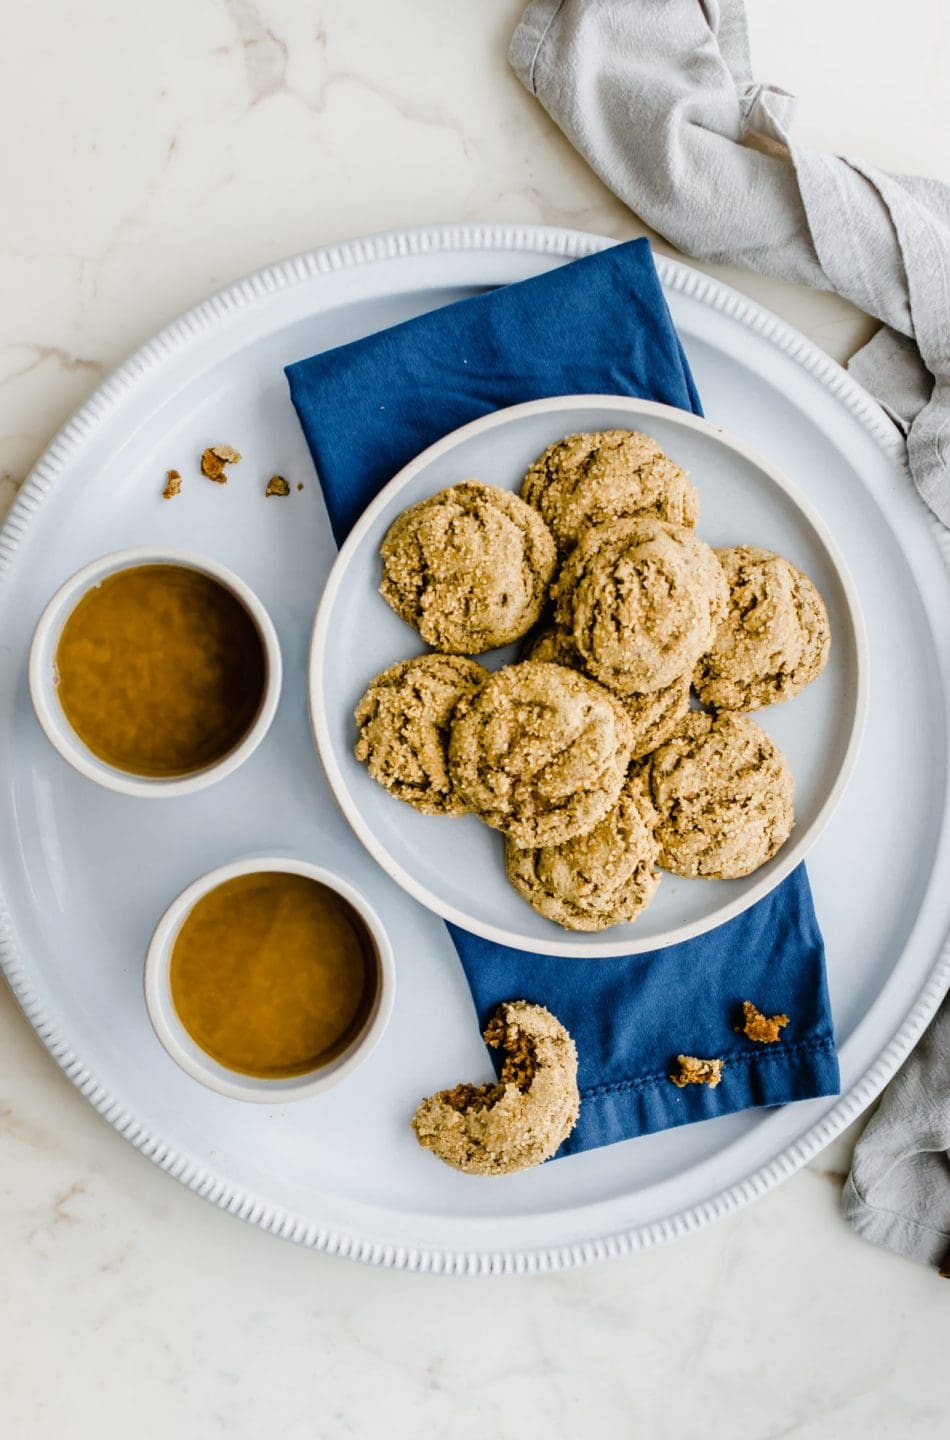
top-left (28, 546), bottom-right (282, 798)
top-left (143, 857), bottom-right (396, 1103)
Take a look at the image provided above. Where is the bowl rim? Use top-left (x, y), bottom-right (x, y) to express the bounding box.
top-left (28, 545), bottom-right (283, 798)
top-left (143, 855), bottom-right (396, 1102)
top-left (309, 394), bottom-right (870, 959)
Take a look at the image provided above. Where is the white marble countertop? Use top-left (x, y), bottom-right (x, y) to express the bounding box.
top-left (1, 3), bottom-right (947, 1435)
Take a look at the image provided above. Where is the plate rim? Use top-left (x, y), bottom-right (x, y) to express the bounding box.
top-left (1, 221), bottom-right (948, 1277)
top-left (309, 393), bottom-right (870, 958)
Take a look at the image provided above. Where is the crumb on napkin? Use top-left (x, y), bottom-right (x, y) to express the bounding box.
top-left (162, 469), bottom-right (182, 500)
top-left (265, 474), bottom-right (291, 497)
top-left (737, 1000), bottom-right (789, 1044)
top-left (670, 1055), bottom-right (723, 1089)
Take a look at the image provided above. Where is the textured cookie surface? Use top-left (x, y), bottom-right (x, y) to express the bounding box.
top-left (553, 518), bottom-right (727, 694)
top-left (354, 654), bottom-right (486, 815)
top-left (693, 546), bottom-right (831, 711)
top-left (448, 661), bottom-right (634, 847)
top-left (522, 624), bottom-right (583, 670)
top-left (648, 712), bottom-right (795, 878)
top-left (411, 1002), bottom-right (580, 1175)
top-left (525, 626), bottom-right (692, 759)
top-left (379, 481), bottom-right (556, 653)
top-left (505, 770), bottom-right (660, 931)
top-left (521, 429), bottom-right (699, 553)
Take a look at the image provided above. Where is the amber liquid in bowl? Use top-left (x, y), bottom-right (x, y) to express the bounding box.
top-left (54, 564), bottom-right (266, 777)
top-left (169, 872), bottom-right (378, 1079)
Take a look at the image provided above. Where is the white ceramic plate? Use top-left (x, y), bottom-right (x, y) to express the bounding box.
top-left (311, 395), bottom-right (868, 956)
top-left (1, 225), bottom-right (948, 1275)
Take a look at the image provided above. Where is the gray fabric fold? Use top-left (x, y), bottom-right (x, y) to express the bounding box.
top-left (509, 0), bottom-right (950, 527)
top-left (841, 1002), bottom-right (950, 1271)
top-left (511, 0), bottom-right (950, 1269)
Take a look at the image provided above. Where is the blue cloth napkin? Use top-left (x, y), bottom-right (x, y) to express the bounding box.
top-left (286, 237), bottom-right (840, 1153)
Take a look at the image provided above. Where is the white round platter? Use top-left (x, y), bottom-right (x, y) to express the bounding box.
top-left (0, 225), bottom-right (948, 1276)
top-left (312, 394), bottom-right (868, 957)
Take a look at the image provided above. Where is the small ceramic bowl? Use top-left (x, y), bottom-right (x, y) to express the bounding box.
top-left (144, 856), bottom-right (396, 1103)
top-left (28, 546), bottom-right (282, 798)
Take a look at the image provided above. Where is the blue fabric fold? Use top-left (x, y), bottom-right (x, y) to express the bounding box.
top-left (285, 237), bottom-right (840, 1152)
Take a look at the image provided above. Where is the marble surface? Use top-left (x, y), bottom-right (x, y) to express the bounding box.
top-left (1, 2), bottom-right (948, 1435)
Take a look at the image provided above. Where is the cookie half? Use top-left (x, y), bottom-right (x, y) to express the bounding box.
top-left (411, 1002), bottom-right (579, 1175)
top-left (553, 518), bottom-right (727, 694)
top-left (354, 654), bottom-right (486, 815)
top-left (693, 546), bottom-right (831, 711)
top-left (379, 481), bottom-right (556, 653)
top-left (647, 712), bottom-right (795, 878)
top-left (521, 429), bottom-right (699, 553)
top-left (505, 770), bottom-right (660, 931)
top-left (448, 661), bottom-right (634, 847)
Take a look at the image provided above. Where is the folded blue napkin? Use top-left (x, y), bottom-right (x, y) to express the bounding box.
top-left (286, 237), bottom-right (840, 1153)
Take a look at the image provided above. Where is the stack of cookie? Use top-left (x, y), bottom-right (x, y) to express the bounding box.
top-left (355, 430), bottom-right (831, 932)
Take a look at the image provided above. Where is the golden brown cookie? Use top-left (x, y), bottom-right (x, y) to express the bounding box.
top-left (693, 546), bottom-right (831, 711)
top-left (553, 518), bottom-right (727, 695)
top-left (411, 1002), bottom-right (579, 1175)
top-left (448, 661), bottom-right (634, 847)
top-left (647, 712), bottom-right (795, 878)
top-left (505, 770), bottom-right (660, 930)
top-left (354, 654), bottom-right (487, 815)
top-left (521, 429), bottom-right (699, 553)
top-left (378, 481), bottom-right (556, 654)
top-left (524, 626), bottom-right (692, 759)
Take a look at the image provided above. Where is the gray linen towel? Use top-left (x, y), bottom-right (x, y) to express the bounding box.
top-left (509, 0), bottom-right (950, 528)
top-left (842, 1004), bottom-right (950, 1271)
top-left (510, 0), bottom-right (950, 1269)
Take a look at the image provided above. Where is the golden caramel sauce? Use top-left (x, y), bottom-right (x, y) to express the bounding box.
top-left (54, 564), bottom-right (266, 777)
top-left (169, 872), bottom-right (377, 1078)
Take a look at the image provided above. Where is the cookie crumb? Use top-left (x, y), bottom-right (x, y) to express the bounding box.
top-left (162, 469), bottom-right (182, 500)
top-left (737, 1000), bottom-right (789, 1044)
top-left (670, 1054), bottom-right (723, 1089)
top-left (201, 445), bottom-right (242, 483)
top-left (296, 482), bottom-right (304, 491)
top-left (265, 474), bottom-right (291, 497)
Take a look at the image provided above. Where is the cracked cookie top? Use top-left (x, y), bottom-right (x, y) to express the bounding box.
top-left (524, 626), bottom-right (691, 759)
top-left (354, 654), bottom-right (487, 815)
top-left (505, 769), bottom-right (660, 931)
top-left (447, 660), bottom-right (634, 847)
top-left (553, 518), bottom-right (727, 694)
top-left (647, 712), bottom-right (795, 878)
top-left (693, 545), bottom-right (831, 711)
top-left (521, 428), bottom-right (699, 553)
top-left (378, 481), bottom-right (557, 654)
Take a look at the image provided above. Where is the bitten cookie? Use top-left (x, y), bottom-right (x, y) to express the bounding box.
top-left (378, 481), bottom-right (556, 653)
top-left (693, 545), bottom-right (831, 711)
top-left (521, 429), bottom-right (699, 553)
top-left (524, 626), bottom-right (692, 759)
top-left (411, 1002), bottom-right (580, 1175)
top-left (647, 712), bottom-right (795, 878)
top-left (505, 770), bottom-right (660, 931)
top-left (448, 661), bottom-right (634, 847)
top-left (553, 518), bottom-right (727, 694)
top-left (354, 654), bottom-right (487, 815)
